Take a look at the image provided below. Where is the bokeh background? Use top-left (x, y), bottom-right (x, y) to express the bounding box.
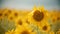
top-left (0, 0), bottom-right (60, 34)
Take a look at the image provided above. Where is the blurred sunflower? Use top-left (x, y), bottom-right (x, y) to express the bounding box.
top-left (39, 22), bottom-right (51, 32)
top-left (3, 9), bottom-right (12, 17)
top-left (11, 9), bottom-right (20, 18)
top-left (57, 17), bottom-right (60, 22)
top-left (8, 15), bottom-right (15, 21)
top-left (15, 25), bottom-right (36, 34)
top-left (56, 12), bottom-right (60, 22)
top-left (0, 12), bottom-right (3, 18)
top-left (14, 15), bottom-right (37, 34)
top-left (14, 16), bottom-right (30, 27)
top-left (27, 5), bottom-right (50, 27)
top-left (8, 10), bottom-right (20, 21)
top-left (14, 16), bottom-right (23, 26)
top-left (50, 11), bottom-right (60, 24)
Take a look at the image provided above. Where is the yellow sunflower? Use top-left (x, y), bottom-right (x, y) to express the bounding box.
top-left (14, 16), bottom-right (23, 27)
top-left (3, 9), bottom-right (12, 17)
top-left (27, 5), bottom-right (50, 26)
top-left (56, 11), bottom-right (60, 21)
top-left (39, 22), bottom-right (51, 32)
top-left (8, 10), bottom-right (20, 21)
top-left (50, 11), bottom-right (60, 24)
top-left (14, 15), bottom-right (37, 34)
top-left (14, 15), bottom-right (29, 27)
top-left (15, 25), bottom-right (36, 34)
top-left (8, 15), bottom-right (15, 21)
top-left (0, 12), bottom-right (3, 18)
top-left (11, 9), bottom-right (20, 18)
top-left (5, 19), bottom-right (36, 34)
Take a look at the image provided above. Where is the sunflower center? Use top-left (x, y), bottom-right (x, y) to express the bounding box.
top-left (26, 20), bottom-right (30, 24)
top-left (14, 13), bottom-right (18, 17)
top-left (4, 13), bottom-right (8, 16)
top-left (8, 10), bottom-right (12, 14)
top-left (21, 31), bottom-right (30, 34)
top-left (0, 13), bottom-right (2, 17)
top-left (18, 20), bottom-right (22, 25)
top-left (33, 10), bottom-right (44, 21)
top-left (52, 19), bottom-right (56, 22)
top-left (57, 17), bottom-right (60, 20)
top-left (10, 17), bottom-right (13, 20)
top-left (42, 26), bottom-right (47, 31)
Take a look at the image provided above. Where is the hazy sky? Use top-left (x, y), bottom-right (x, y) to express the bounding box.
top-left (0, 0), bottom-right (60, 10)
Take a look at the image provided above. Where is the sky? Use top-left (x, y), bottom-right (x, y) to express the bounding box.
top-left (0, 0), bottom-right (60, 10)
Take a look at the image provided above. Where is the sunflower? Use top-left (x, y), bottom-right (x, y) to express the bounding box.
top-left (3, 9), bottom-right (12, 17)
top-left (0, 12), bottom-right (3, 23)
top-left (15, 25), bottom-right (36, 34)
top-left (14, 15), bottom-right (37, 34)
top-left (8, 10), bottom-right (20, 21)
top-left (39, 22), bottom-right (51, 32)
top-left (5, 16), bottom-right (36, 34)
top-left (14, 15), bottom-right (29, 27)
top-left (14, 16), bottom-right (23, 26)
top-left (56, 12), bottom-right (60, 21)
top-left (27, 5), bottom-right (50, 27)
top-left (8, 15), bottom-right (15, 21)
top-left (11, 9), bottom-right (20, 18)
top-left (50, 11), bottom-right (60, 24)
top-left (14, 12), bottom-right (18, 17)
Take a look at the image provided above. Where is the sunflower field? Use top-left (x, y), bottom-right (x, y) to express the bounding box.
top-left (0, 6), bottom-right (60, 34)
